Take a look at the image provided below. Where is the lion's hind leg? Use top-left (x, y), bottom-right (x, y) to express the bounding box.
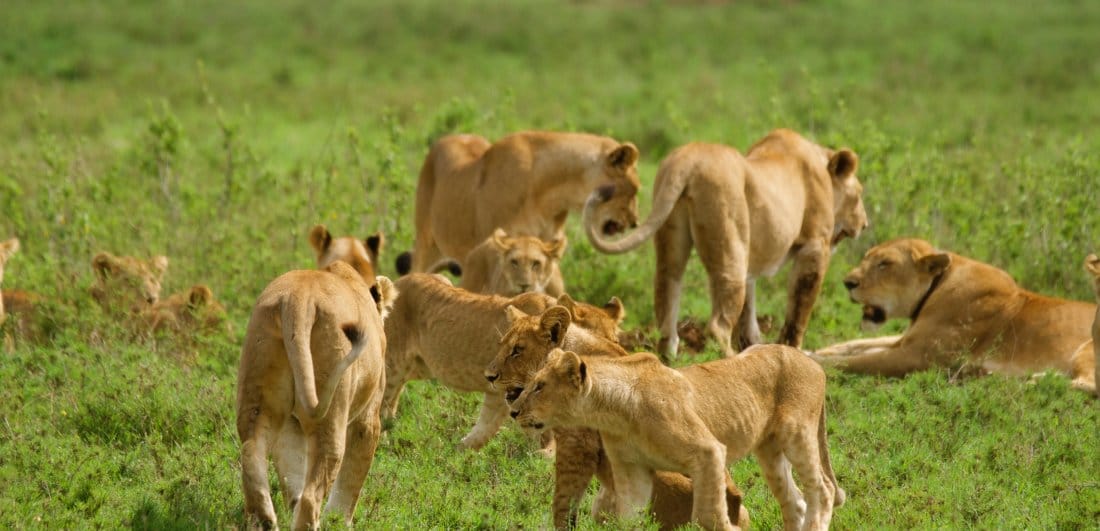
top-left (293, 416), bottom-right (349, 530)
top-left (238, 399), bottom-right (282, 529)
top-left (325, 392), bottom-right (384, 524)
top-left (783, 425), bottom-right (835, 531)
top-left (654, 204), bottom-right (693, 360)
top-left (1068, 340), bottom-right (1096, 394)
top-left (754, 442), bottom-right (806, 531)
top-left (272, 417), bottom-right (307, 513)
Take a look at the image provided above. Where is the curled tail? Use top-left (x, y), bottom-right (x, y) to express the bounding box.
top-left (583, 164), bottom-right (691, 254)
top-left (818, 403), bottom-right (846, 507)
top-left (283, 300), bottom-right (369, 422)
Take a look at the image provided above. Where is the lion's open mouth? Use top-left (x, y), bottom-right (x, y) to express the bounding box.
top-left (861, 304), bottom-right (886, 324)
top-left (505, 387), bottom-right (523, 403)
top-left (602, 220), bottom-right (624, 235)
top-left (831, 229), bottom-right (852, 247)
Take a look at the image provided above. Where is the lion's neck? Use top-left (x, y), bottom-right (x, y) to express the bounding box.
top-left (570, 360), bottom-right (644, 436)
top-left (563, 326), bottom-right (628, 358)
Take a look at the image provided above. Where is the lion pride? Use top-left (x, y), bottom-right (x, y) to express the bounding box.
top-left (584, 129), bottom-right (867, 358)
top-left (395, 131), bottom-right (641, 288)
top-left (814, 239), bottom-right (1096, 394)
top-left (236, 262), bottom-right (396, 530)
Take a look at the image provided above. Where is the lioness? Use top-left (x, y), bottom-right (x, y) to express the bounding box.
top-left (143, 284), bottom-right (230, 336)
top-left (0, 237), bottom-right (20, 325)
top-left (486, 304), bottom-right (750, 530)
top-left (444, 228), bottom-right (567, 296)
top-left (90, 252), bottom-right (169, 314)
top-left (584, 129), bottom-right (867, 358)
top-left (395, 131), bottom-right (641, 284)
top-left (236, 261), bottom-right (396, 530)
top-left (813, 239), bottom-right (1097, 394)
top-left (382, 273), bottom-right (624, 449)
top-left (511, 345), bottom-right (843, 531)
top-left (1084, 254), bottom-right (1100, 396)
top-left (309, 224), bottom-right (383, 281)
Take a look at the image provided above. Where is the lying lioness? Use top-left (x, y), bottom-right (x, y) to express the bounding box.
top-left (511, 345), bottom-right (843, 531)
top-left (814, 239), bottom-right (1097, 393)
top-left (382, 273), bottom-right (624, 449)
top-left (584, 129), bottom-right (867, 358)
top-left (396, 131), bottom-right (641, 282)
top-left (236, 262), bottom-right (396, 530)
top-left (486, 304), bottom-right (750, 530)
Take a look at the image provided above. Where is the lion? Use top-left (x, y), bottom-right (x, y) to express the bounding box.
top-left (583, 129), bottom-right (867, 359)
top-left (1084, 253), bottom-right (1100, 396)
top-left (394, 131), bottom-right (641, 290)
top-left (0, 237), bottom-right (20, 326)
top-left (485, 304), bottom-right (749, 530)
top-left (142, 284), bottom-right (230, 336)
top-left (90, 251), bottom-right (169, 314)
top-left (812, 238), bottom-right (1097, 394)
top-left (309, 224), bottom-right (383, 281)
top-left (236, 261), bottom-right (397, 530)
top-left (437, 228), bottom-right (567, 296)
top-left (510, 345), bottom-right (844, 531)
top-left (381, 273), bottom-right (624, 450)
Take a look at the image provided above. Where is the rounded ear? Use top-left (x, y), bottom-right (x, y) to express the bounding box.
top-left (151, 255), bottom-right (169, 277)
top-left (603, 296), bottom-right (626, 324)
top-left (373, 276), bottom-right (398, 319)
top-left (92, 252), bottom-right (116, 280)
top-left (504, 305), bottom-right (528, 324)
top-left (827, 149), bottom-right (859, 180)
top-left (309, 224), bottom-right (332, 255)
top-left (490, 228), bottom-right (510, 251)
top-left (1, 238), bottom-right (19, 259)
top-left (555, 293), bottom-right (577, 313)
top-left (555, 349), bottom-right (586, 388)
top-left (365, 232), bottom-right (384, 259)
top-left (188, 285), bottom-right (214, 307)
top-left (918, 252), bottom-right (951, 276)
top-left (1085, 254), bottom-right (1100, 277)
top-left (544, 236), bottom-right (567, 260)
top-left (541, 306), bottom-right (572, 346)
top-left (607, 142), bottom-right (639, 170)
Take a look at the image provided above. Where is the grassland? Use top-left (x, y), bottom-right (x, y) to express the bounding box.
top-left (0, 0), bottom-right (1098, 528)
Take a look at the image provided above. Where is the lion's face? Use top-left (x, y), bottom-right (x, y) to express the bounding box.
top-left (92, 252), bottom-right (169, 307)
top-left (842, 239), bottom-right (950, 331)
top-left (490, 229), bottom-right (565, 295)
top-left (826, 149), bottom-right (868, 246)
top-left (0, 237), bottom-right (19, 286)
top-left (587, 143), bottom-right (641, 237)
top-left (309, 224), bottom-right (382, 283)
top-left (509, 348), bottom-right (586, 431)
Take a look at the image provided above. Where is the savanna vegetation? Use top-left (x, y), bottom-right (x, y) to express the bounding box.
top-left (0, 0), bottom-right (1097, 528)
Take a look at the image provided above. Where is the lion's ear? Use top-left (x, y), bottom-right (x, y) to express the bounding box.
top-left (555, 293), bottom-right (577, 312)
top-left (541, 306), bottom-right (572, 346)
top-left (828, 149), bottom-right (859, 180)
top-left (189, 285), bottom-right (214, 307)
top-left (0, 238), bottom-right (19, 262)
top-left (372, 276), bottom-right (398, 320)
top-left (545, 236), bottom-right (567, 260)
top-left (504, 305), bottom-right (528, 324)
top-left (607, 142), bottom-right (639, 170)
top-left (309, 224), bottom-right (332, 255)
top-left (603, 296), bottom-right (626, 324)
top-left (555, 349), bottom-right (586, 389)
top-left (150, 255), bottom-right (169, 278)
top-left (92, 252), bottom-right (117, 280)
top-left (490, 228), bottom-right (510, 252)
top-left (1085, 254), bottom-right (1100, 277)
top-left (365, 232), bottom-right (384, 262)
top-left (918, 252), bottom-right (950, 276)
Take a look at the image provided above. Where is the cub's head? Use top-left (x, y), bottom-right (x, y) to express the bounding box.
top-left (91, 252), bottom-right (169, 311)
top-left (485, 295), bottom-right (624, 403)
top-left (826, 148), bottom-right (868, 247)
top-left (842, 238), bottom-right (950, 331)
top-left (182, 285), bottom-right (229, 333)
top-left (309, 224), bottom-right (383, 283)
top-left (1086, 254), bottom-right (1100, 302)
top-left (586, 142), bottom-right (641, 237)
top-left (0, 237), bottom-right (19, 285)
top-left (488, 228), bottom-right (566, 295)
top-left (509, 348), bottom-right (588, 431)
top-left (145, 284), bottom-right (229, 334)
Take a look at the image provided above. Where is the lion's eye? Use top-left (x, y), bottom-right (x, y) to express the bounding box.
top-left (532, 261), bottom-right (541, 270)
top-left (510, 259), bottom-right (520, 267)
top-left (534, 382), bottom-right (544, 393)
top-left (877, 261), bottom-right (892, 270)
top-left (510, 345), bottom-right (522, 358)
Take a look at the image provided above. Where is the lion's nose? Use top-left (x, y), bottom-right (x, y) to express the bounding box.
top-left (843, 278), bottom-right (859, 290)
top-left (486, 373), bottom-right (498, 383)
top-left (509, 410), bottom-right (519, 419)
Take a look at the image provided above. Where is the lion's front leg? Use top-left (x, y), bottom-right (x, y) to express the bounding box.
top-left (779, 242), bottom-right (829, 348)
top-left (813, 335), bottom-right (902, 358)
top-left (811, 343), bottom-right (932, 377)
top-left (688, 441), bottom-right (735, 531)
top-left (459, 392), bottom-right (509, 449)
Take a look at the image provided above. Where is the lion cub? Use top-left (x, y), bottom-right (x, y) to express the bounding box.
top-left (511, 345), bottom-right (844, 531)
top-left (236, 261), bottom-right (396, 530)
top-left (90, 251), bottom-right (169, 314)
top-left (382, 273), bottom-right (623, 449)
top-left (142, 284), bottom-right (229, 336)
top-left (309, 224), bottom-right (383, 281)
top-left (451, 228), bottom-right (567, 296)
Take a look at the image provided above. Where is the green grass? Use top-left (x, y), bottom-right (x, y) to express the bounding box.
top-left (1, 0), bottom-right (1098, 528)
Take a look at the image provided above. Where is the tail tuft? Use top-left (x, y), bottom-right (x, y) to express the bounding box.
top-left (341, 323), bottom-right (363, 344)
top-left (395, 252), bottom-right (412, 276)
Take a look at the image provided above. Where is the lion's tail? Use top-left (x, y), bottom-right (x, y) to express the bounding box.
top-left (283, 299), bottom-right (369, 422)
top-left (583, 161), bottom-right (690, 254)
top-left (818, 402), bottom-right (846, 507)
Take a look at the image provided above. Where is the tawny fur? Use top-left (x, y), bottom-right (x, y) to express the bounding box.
top-left (142, 284), bottom-right (230, 337)
top-left (1084, 254), bottom-right (1099, 397)
top-left (90, 251), bottom-right (169, 315)
top-left (399, 131), bottom-right (641, 288)
top-left (309, 224), bottom-right (383, 283)
top-left (511, 345), bottom-right (843, 531)
top-left (236, 262), bottom-right (396, 530)
top-left (0, 237), bottom-right (21, 326)
top-left (814, 239), bottom-right (1097, 394)
top-left (584, 129), bottom-right (868, 358)
top-left (443, 228), bottom-right (567, 296)
top-left (485, 304), bottom-right (749, 530)
top-left (381, 273), bottom-right (623, 450)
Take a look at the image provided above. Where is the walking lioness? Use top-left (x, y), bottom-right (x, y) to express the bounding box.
top-left (584, 129), bottom-right (867, 358)
top-left (395, 131), bottom-right (641, 283)
top-left (813, 239), bottom-right (1097, 393)
top-left (236, 262), bottom-right (396, 530)
top-left (511, 345), bottom-right (843, 531)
